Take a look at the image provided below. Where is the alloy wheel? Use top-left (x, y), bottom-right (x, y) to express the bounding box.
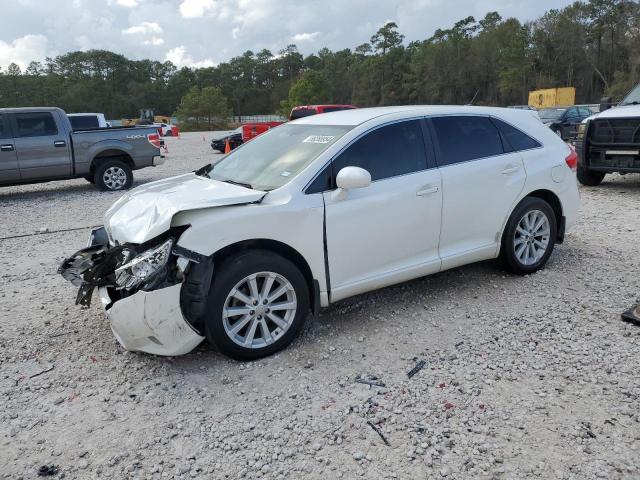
top-left (513, 209), bottom-right (550, 266)
top-left (103, 166), bottom-right (127, 190)
top-left (222, 271), bottom-right (297, 349)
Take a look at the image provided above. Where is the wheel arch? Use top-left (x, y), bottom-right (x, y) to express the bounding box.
top-left (526, 189), bottom-right (564, 243)
top-left (212, 239), bottom-right (318, 314)
top-left (90, 149), bottom-right (134, 175)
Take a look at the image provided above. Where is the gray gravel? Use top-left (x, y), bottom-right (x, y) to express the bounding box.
top-left (1, 132), bottom-right (639, 479)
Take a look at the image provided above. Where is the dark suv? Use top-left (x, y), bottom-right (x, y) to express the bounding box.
top-left (539, 106), bottom-right (593, 141)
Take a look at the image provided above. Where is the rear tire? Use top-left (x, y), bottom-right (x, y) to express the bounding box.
top-left (204, 250), bottom-right (309, 360)
top-left (94, 159), bottom-right (133, 191)
top-left (499, 197), bottom-right (557, 275)
top-left (577, 164), bottom-right (605, 186)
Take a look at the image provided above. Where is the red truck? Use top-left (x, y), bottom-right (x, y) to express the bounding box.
top-left (289, 104), bottom-right (357, 121)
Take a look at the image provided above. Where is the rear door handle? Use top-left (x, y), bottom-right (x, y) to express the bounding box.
top-left (417, 185), bottom-right (439, 196)
top-left (501, 164), bottom-right (521, 175)
top-left (0, 144), bottom-right (14, 152)
top-left (54, 140), bottom-right (66, 148)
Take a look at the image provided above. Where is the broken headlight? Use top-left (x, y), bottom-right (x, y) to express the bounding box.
top-left (115, 238), bottom-right (173, 290)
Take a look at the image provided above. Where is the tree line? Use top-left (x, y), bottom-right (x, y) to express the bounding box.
top-left (0, 0), bottom-right (638, 125)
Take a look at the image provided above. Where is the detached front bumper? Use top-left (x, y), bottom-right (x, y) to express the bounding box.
top-left (99, 284), bottom-right (204, 356)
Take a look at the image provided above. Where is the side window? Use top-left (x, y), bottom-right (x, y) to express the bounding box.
top-left (579, 107), bottom-right (592, 117)
top-left (432, 116), bottom-right (503, 166)
top-left (15, 112), bottom-right (58, 138)
top-left (0, 114), bottom-right (12, 139)
top-left (331, 120), bottom-right (428, 181)
top-left (306, 164), bottom-right (332, 194)
top-left (493, 118), bottom-right (541, 152)
top-left (565, 108), bottom-right (578, 119)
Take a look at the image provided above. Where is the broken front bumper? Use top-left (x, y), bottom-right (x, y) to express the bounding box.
top-left (99, 284), bottom-right (204, 356)
top-left (59, 226), bottom-right (205, 356)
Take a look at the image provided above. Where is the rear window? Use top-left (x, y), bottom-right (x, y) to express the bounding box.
top-left (0, 114), bottom-right (11, 139)
top-left (15, 112), bottom-right (58, 138)
top-left (493, 118), bottom-right (541, 152)
top-left (290, 108), bottom-right (317, 120)
top-left (69, 115), bottom-right (99, 130)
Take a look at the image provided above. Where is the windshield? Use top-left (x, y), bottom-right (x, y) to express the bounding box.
top-left (538, 108), bottom-right (565, 121)
top-left (620, 84), bottom-right (640, 105)
top-left (206, 124), bottom-right (352, 190)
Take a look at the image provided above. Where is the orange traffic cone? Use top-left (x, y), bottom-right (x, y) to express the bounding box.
top-left (224, 139), bottom-right (231, 154)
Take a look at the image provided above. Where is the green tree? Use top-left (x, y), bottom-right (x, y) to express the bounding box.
top-left (279, 71), bottom-right (330, 116)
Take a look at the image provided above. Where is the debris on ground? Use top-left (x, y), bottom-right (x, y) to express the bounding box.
top-left (621, 305), bottom-right (640, 325)
top-left (37, 464), bottom-right (59, 477)
top-left (354, 373), bottom-right (385, 387)
top-left (407, 359), bottom-right (426, 378)
top-left (366, 420), bottom-right (391, 446)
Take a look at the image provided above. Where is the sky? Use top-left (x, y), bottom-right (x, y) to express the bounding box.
top-left (0, 0), bottom-right (576, 71)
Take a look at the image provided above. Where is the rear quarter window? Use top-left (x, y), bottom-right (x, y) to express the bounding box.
top-left (432, 116), bottom-right (504, 166)
top-left (492, 118), bottom-right (541, 152)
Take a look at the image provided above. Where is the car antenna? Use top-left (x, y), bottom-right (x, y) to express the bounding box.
top-left (466, 89), bottom-right (480, 106)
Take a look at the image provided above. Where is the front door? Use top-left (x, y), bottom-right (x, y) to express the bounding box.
top-left (0, 113), bottom-right (20, 184)
top-left (11, 111), bottom-right (72, 180)
top-left (323, 119), bottom-right (443, 302)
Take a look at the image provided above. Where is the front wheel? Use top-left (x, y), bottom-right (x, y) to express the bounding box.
top-left (94, 160), bottom-right (133, 191)
top-left (577, 164), bottom-right (605, 186)
top-left (499, 197), bottom-right (557, 275)
top-left (204, 250), bottom-right (309, 360)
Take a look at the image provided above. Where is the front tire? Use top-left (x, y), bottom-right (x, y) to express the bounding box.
top-left (499, 197), bottom-right (557, 275)
top-left (577, 164), bottom-right (605, 186)
top-left (204, 250), bottom-right (309, 360)
top-left (94, 160), bottom-right (133, 191)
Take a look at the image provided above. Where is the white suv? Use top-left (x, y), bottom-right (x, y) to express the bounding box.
top-left (59, 106), bottom-right (580, 360)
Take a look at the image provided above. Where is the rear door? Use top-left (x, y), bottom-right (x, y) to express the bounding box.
top-left (12, 111), bottom-right (72, 180)
top-left (430, 115), bottom-right (526, 269)
top-left (0, 113), bottom-right (20, 184)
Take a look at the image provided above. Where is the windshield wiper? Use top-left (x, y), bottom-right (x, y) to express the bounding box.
top-left (221, 179), bottom-right (254, 190)
top-left (194, 163), bottom-right (213, 176)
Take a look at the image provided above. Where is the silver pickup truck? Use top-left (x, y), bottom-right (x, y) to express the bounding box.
top-left (0, 107), bottom-right (165, 191)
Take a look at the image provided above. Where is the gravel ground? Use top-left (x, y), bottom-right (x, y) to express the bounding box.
top-left (1, 132), bottom-right (639, 479)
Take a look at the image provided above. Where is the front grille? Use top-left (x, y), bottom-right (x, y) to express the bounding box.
top-left (590, 118), bottom-right (640, 145)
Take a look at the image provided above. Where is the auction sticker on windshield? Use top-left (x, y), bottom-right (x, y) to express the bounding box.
top-left (303, 135), bottom-right (335, 144)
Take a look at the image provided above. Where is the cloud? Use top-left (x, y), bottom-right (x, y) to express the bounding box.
top-left (122, 22), bottom-right (163, 35)
top-left (165, 45), bottom-right (214, 68)
top-left (143, 37), bottom-right (165, 46)
top-left (292, 32), bottom-right (320, 42)
top-left (116, 0), bottom-right (139, 7)
top-left (0, 34), bottom-right (50, 70)
top-left (179, 0), bottom-right (216, 18)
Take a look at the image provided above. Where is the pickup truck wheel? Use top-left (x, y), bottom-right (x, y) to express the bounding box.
top-left (204, 250), bottom-right (309, 361)
top-left (499, 197), bottom-right (557, 275)
top-left (577, 164), bottom-right (605, 186)
top-left (94, 160), bottom-right (133, 191)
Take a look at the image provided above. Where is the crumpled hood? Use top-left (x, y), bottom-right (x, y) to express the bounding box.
top-left (584, 104), bottom-right (640, 123)
top-left (105, 173), bottom-right (266, 244)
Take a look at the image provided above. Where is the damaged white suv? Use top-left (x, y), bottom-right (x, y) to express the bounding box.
top-left (60, 106), bottom-right (580, 360)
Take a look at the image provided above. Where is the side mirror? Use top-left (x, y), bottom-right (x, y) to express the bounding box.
top-left (332, 166), bottom-right (371, 201)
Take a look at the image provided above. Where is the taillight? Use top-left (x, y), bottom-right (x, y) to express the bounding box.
top-left (147, 133), bottom-right (161, 149)
top-left (565, 145), bottom-right (578, 171)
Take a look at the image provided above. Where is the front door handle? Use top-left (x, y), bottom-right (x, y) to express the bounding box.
top-left (54, 140), bottom-right (66, 148)
top-left (417, 185), bottom-right (439, 196)
top-left (0, 144), bottom-right (14, 152)
top-left (501, 164), bottom-right (521, 175)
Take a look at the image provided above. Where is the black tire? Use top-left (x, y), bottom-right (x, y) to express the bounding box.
top-left (204, 250), bottom-right (309, 360)
top-left (499, 197), bottom-right (557, 275)
top-left (577, 164), bottom-right (605, 186)
top-left (94, 159), bottom-right (133, 191)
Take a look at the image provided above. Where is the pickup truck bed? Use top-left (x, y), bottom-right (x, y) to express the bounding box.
top-left (0, 107), bottom-right (165, 191)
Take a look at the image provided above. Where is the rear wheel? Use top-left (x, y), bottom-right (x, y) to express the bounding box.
top-left (94, 160), bottom-right (133, 191)
top-left (499, 197), bottom-right (557, 275)
top-left (204, 250), bottom-right (309, 360)
top-left (577, 164), bottom-right (605, 186)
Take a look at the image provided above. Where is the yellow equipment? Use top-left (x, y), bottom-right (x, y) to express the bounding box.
top-left (122, 109), bottom-right (171, 126)
top-left (528, 87), bottom-right (576, 108)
